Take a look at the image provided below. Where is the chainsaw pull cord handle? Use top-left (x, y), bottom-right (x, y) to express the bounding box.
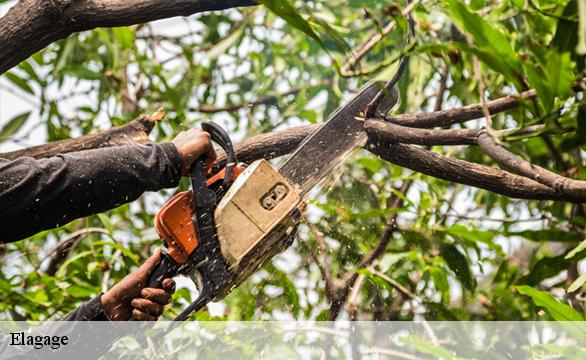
top-left (200, 121), bottom-right (238, 188)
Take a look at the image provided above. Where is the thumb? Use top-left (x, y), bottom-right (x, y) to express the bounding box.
top-left (134, 248), bottom-right (162, 281)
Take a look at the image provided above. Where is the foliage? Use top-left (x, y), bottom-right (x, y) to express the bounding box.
top-left (0, 0), bottom-right (585, 322)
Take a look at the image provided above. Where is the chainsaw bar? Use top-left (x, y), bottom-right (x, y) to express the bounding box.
top-left (278, 81), bottom-right (398, 195)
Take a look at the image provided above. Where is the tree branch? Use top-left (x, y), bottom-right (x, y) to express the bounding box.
top-left (0, 109), bottom-right (165, 160)
top-left (0, 0), bottom-right (256, 74)
top-left (366, 139), bottom-right (582, 202)
top-left (476, 130), bottom-right (586, 199)
top-left (387, 89), bottom-right (538, 128)
top-left (364, 119), bottom-right (545, 146)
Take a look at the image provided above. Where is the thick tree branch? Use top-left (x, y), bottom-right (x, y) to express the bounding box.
top-left (0, 109), bottom-right (164, 160)
top-left (388, 89), bottom-right (538, 128)
top-left (364, 120), bottom-right (544, 146)
top-left (0, 0), bottom-right (256, 74)
top-left (365, 139), bottom-right (582, 203)
top-left (476, 131), bottom-right (586, 199)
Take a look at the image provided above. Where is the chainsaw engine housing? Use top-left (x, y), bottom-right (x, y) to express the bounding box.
top-left (213, 159), bottom-right (305, 293)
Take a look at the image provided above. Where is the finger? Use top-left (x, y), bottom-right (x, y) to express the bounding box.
top-left (132, 309), bottom-right (156, 321)
top-left (162, 278), bottom-right (176, 294)
top-left (134, 248), bottom-right (163, 280)
top-left (140, 287), bottom-right (172, 305)
top-left (131, 298), bottom-right (164, 317)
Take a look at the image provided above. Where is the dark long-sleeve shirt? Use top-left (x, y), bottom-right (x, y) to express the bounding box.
top-left (0, 143), bottom-right (182, 243)
top-left (60, 296), bottom-right (109, 321)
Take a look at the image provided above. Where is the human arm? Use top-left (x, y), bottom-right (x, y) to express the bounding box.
top-left (0, 129), bottom-right (215, 243)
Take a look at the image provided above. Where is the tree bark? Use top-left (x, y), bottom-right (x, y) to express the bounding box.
top-left (0, 0), bottom-right (256, 74)
top-left (0, 110), bottom-right (163, 160)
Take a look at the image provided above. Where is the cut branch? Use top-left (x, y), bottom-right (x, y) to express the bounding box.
top-left (0, 0), bottom-right (256, 74)
top-left (0, 110), bottom-right (164, 160)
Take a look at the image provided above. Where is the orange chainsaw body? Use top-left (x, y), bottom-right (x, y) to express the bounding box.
top-left (154, 166), bottom-right (245, 264)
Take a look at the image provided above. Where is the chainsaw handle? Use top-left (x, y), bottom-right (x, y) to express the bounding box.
top-left (201, 121), bottom-right (237, 188)
top-left (145, 253), bottom-right (181, 289)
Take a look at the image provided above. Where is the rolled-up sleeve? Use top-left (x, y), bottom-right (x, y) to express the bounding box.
top-left (0, 143), bottom-right (182, 243)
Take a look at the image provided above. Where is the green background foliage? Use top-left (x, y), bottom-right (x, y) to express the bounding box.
top-left (0, 0), bottom-right (585, 322)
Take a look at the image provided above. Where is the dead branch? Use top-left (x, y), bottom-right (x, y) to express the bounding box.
top-left (0, 0), bottom-right (256, 74)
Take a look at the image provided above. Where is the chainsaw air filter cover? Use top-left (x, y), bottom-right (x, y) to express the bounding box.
top-left (214, 159), bottom-right (304, 266)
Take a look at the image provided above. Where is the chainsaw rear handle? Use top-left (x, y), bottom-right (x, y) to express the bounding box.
top-left (146, 253), bottom-right (181, 289)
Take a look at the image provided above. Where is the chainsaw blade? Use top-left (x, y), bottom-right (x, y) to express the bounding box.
top-left (278, 81), bottom-right (398, 195)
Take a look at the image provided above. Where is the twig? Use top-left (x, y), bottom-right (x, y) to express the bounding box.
top-left (42, 227), bottom-right (111, 275)
top-left (345, 273), bottom-right (366, 320)
top-left (189, 82), bottom-right (329, 113)
top-left (341, 0), bottom-right (421, 75)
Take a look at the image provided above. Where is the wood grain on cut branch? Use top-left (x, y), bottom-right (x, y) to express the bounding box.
top-left (0, 0), bottom-right (256, 74)
top-left (0, 109), bottom-right (164, 160)
top-left (476, 131), bottom-right (586, 199)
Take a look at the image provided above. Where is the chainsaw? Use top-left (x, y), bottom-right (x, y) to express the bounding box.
top-left (146, 81), bottom-right (398, 321)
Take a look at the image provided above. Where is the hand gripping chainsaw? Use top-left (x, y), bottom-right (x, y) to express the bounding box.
top-left (146, 81), bottom-right (398, 321)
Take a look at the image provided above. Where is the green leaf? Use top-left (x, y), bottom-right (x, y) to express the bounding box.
top-left (429, 266), bottom-right (450, 304)
top-left (552, 0), bottom-right (579, 53)
top-left (206, 24), bottom-right (245, 60)
top-left (566, 238), bottom-right (586, 259)
top-left (4, 71), bottom-right (34, 94)
top-left (443, 0), bottom-right (522, 86)
top-left (508, 229), bottom-right (583, 243)
top-left (518, 248), bottom-right (586, 286)
top-left (93, 241), bottom-right (139, 264)
top-left (97, 214), bottom-right (114, 235)
top-left (256, 0), bottom-right (326, 49)
top-left (0, 112), bottom-right (30, 140)
top-left (568, 273), bottom-right (586, 293)
top-left (515, 285), bottom-right (583, 321)
top-left (379, 252), bottom-right (410, 273)
top-left (112, 27), bottom-right (135, 50)
top-left (440, 243), bottom-right (476, 291)
top-left (67, 284), bottom-right (98, 299)
top-left (441, 224), bottom-right (503, 255)
top-left (402, 336), bottom-right (454, 360)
